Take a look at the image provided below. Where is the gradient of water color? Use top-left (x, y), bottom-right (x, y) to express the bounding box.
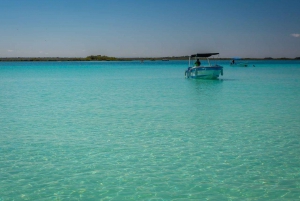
top-left (1, 60), bottom-right (300, 200)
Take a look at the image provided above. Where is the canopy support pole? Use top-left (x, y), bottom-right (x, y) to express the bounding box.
top-left (207, 58), bottom-right (211, 66)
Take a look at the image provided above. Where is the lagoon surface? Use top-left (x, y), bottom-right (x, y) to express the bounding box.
top-left (1, 60), bottom-right (300, 200)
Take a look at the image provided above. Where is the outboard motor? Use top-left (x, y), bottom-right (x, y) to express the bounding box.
top-left (185, 67), bottom-right (192, 78)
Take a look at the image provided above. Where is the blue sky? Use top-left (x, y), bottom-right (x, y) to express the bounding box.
top-left (0, 0), bottom-right (299, 58)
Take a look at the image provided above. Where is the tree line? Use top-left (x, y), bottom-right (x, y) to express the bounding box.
top-left (0, 55), bottom-right (120, 62)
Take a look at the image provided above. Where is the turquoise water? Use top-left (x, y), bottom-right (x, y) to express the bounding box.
top-left (1, 60), bottom-right (300, 200)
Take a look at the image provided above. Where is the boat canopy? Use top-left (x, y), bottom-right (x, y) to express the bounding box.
top-left (190, 53), bottom-right (219, 58)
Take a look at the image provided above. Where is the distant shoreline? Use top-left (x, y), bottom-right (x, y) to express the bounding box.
top-left (0, 56), bottom-right (299, 62)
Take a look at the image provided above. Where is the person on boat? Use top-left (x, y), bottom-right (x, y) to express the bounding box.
top-left (195, 59), bottom-right (201, 67)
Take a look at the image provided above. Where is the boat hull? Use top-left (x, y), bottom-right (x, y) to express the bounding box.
top-left (185, 66), bottom-right (223, 79)
top-left (230, 63), bottom-right (248, 67)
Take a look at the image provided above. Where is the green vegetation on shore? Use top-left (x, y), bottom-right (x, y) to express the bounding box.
top-left (85, 55), bottom-right (118, 61)
top-left (0, 55), bottom-right (299, 62)
top-left (0, 55), bottom-right (121, 62)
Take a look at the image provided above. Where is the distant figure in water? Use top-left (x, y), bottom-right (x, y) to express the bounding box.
top-left (195, 59), bottom-right (201, 66)
top-left (231, 59), bottom-right (235, 65)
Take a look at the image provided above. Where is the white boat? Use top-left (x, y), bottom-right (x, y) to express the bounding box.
top-left (185, 53), bottom-right (223, 79)
top-left (230, 57), bottom-right (248, 67)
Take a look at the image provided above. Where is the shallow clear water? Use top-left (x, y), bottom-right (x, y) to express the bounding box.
top-left (1, 60), bottom-right (300, 200)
